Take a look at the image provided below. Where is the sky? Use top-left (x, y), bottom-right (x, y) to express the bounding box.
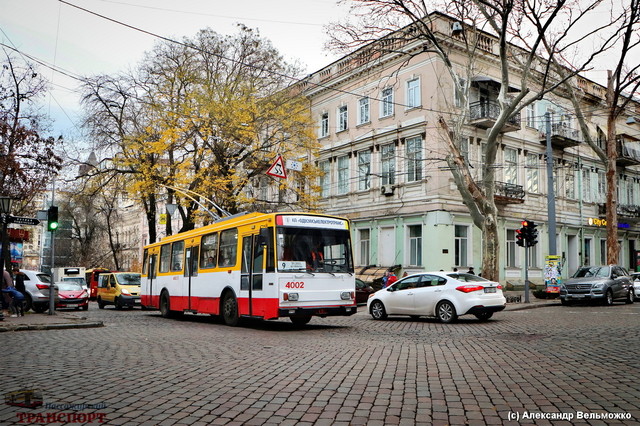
top-left (0, 0), bottom-right (349, 142)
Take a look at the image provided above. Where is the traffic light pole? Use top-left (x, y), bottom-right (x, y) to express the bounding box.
top-left (49, 182), bottom-right (56, 315)
top-left (524, 245), bottom-right (530, 303)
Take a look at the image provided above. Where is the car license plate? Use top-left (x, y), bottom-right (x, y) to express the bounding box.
top-left (572, 295), bottom-right (585, 299)
top-left (484, 287), bottom-right (496, 293)
top-left (66, 304), bottom-right (78, 308)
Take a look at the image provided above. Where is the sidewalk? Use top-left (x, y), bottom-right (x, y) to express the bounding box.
top-left (502, 290), bottom-right (561, 311)
top-left (0, 310), bottom-right (104, 332)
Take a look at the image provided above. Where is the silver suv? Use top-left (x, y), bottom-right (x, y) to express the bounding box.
top-left (560, 265), bottom-right (634, 306)
top-left (19, 270), bottom-right (57, 313)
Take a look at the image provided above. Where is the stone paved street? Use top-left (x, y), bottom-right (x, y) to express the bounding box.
top-left (1, 301), bottom-right (639, 425)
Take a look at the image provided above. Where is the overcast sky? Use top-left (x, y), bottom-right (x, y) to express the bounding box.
top-left (0, 0), bottom-right (348, 141)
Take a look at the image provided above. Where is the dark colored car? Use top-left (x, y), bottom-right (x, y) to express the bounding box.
top-left (355, 278), bottom-right (374, 304)
top-left (560, 265), bottom-right (635, 306)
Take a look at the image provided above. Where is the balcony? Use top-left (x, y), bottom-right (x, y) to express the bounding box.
top-left (539, 122), bottom-right (581, 149)
top-left (494, 181), bottom-right (525, 204)
top-left (597, 203), bottom-right (640, 222)
top-left (616, 134), bottom-right (640, 167)
top-left (469, 101), bottom-right (521, 132)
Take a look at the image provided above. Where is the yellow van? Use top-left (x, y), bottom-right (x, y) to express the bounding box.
top-left (96, 272), bottom-right (142, 309)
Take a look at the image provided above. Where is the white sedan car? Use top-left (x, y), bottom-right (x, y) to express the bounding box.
top-left (367, 271), bottom-right (506, 323)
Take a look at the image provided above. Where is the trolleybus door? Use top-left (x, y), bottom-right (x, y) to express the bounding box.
top-left (147, 254), bottom-right (157, 306)
top-left (184, 245), bottom-right (198, 310)
top-left (241, 233), bottom-right (264, 317)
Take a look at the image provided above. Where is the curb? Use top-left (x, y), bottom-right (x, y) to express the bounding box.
top-left (0, 321), bottom-right (104, 332)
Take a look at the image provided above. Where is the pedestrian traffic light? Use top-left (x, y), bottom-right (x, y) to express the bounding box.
top-left (516, 224), bottom-right (526, 247)
top-left (47, 206), bottom-right (59, 231)
top-left (524, 220), bottom-right (538, 247)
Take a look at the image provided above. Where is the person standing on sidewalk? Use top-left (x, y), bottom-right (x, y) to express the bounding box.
top-left (2, 268), bottom-right (14, 318)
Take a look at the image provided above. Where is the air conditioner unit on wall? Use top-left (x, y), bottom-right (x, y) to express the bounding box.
top-left (381, 185), bottom-right (395, 196)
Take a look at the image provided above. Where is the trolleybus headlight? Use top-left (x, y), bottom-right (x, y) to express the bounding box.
top-left (340, 291), bottom-right (352, 300)
top-left (287, 293), bottom-right (299, 301)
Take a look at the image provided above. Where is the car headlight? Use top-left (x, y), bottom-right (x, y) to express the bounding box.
top-left (592, 283), bottom-right (604, 289)
top-left (121, 288), bottom-right (132, 295)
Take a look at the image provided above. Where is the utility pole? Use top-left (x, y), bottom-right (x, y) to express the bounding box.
top-left (545, 112), bottom-right (557, 256)
top-left (49, 181), bottom-right (56, 315)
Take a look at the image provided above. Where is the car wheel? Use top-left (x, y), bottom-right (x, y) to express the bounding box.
top-left (290, 315), bottom-right (312, 326)
top-left (560, 298), bottom-right (572, 306)
top-left (97, 297), bottom-right (105, 309)
top-left (222, 292), bottom-right (239, 326)
top-left (626, 289), bottom-right (635, 304)
top-left (370, 300), bottom-right (387, 320)
top-left (603, 289), bottom-right (614, 306)
top-left (23, 294), bottom-right (33, 312)
top-left (474, 312), bottom-right (493, 321)
top-left (82, 304), bottom-right (89, 311)
top-left (160, 291), bottom-right (172, 318)
top-left (436, 301), bottom-right (457, 324)
top-left (114, 297), bottom-right (123, 310)
top-left (33, 303), bottom-right (48, 314)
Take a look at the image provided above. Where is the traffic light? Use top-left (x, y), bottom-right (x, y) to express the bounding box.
top-left (516, 223), bottom-right (526, 247)
top-left (47, 206), bottom-right (59, 231)
top-left (524, 220), bottom-right (538, 247)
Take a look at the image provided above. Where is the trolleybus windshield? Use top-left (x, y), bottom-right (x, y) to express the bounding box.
top-left (276, 227), bottom-right (353, 274)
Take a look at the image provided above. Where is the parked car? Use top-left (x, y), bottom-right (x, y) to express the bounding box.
top-left (560, 265), bottom-right (634, 305)
top-left (366, 271), bottom-right (506, 323)
top-left (54, 282), bottom-right (89, 311)
top-left (355, 278), bottom-right (374, 304)
top-left (20, 270), bottom-right (58, 313)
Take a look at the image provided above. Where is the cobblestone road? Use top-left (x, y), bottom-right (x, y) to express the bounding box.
top-left (1, 301), bottom-right (639, 425)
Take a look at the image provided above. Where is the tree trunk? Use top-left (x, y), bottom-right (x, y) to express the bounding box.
top-left (605, 70), bottom-right (619, 265)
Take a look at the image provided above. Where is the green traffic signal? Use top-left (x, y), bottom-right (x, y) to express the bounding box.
top-left (47, 206), bottom-right (59, 232)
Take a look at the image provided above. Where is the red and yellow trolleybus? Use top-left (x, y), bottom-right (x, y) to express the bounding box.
top-left (141, 212), bottom-right (356, 325)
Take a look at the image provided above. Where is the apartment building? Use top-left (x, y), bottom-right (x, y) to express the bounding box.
top-left (301, 13), bottom-right (640, 284)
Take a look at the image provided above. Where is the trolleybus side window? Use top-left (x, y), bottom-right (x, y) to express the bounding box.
top-left (142, 250), bottom-right (148, 275)
top-left (159, 244), bottom-right (171, 273)
top-left (171, 241), bottom-right (184, 271)
top-left (219, 228), bottom-right (238, 267)
top-left (260, 227), bottom-right (275, 273)
top-left (199, 232), bottom-right (219, 269)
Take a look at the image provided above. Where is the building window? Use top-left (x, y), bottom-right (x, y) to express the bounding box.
top-left (381, 87), bottom-right (394, 117)
top-left (526, 103), bottom-right (536, 128)
top-left (597, 171), bottom-right (606, 203)
top-left (527, 244), bottom-right (538, 268)
top-left (582, 169), bottom-right (592, 202)
top-left (338, 105), bottom-right (348, 132)
top-left (506, 229), bottom-right (517, 268)
top-left (584, 238), bottom-right (592, 266)
top-left (600, 239), bottom-right (606, 265)
top-left (381, 144), bottom-right (396, 185)
top-left (358, 97), bottom-right (370, 125)
top-left (406, 136), bottom-right (423, 182)
top-left (566, 170), bottom-right (576, 199)
top-left (453, 77), bottom-right (466, 108)
top-left (526, 153), bottom-right (539, 193)
top-left (459, 137), bottom-right (469, 165)
top-left (359, 229), bottom-right (370, 266)
top-left (454, 225), bottom-right (469, 267)
top-left (337, 155), bottom-right (349, 194)
top-left (408, 225), bottom-right (422, 266)
top-left (319, 161), bottom-right (330, 197)
top-left (504, 148), bottom-right (518, 185)
top-left (358, 150), bottom-right (371, 191)
top-left (320, 113), bottom-right (328, 138)
top-left (406, 78), bottom-right (420, 108)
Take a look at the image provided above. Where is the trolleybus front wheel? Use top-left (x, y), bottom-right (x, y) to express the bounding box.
top-left (222, 292), bottom-right (239, 326)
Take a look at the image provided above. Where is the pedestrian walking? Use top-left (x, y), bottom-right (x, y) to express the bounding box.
top-left (2, 285), bottom-right (24, 317)
top-left (387, 271), bottom-right (398, 287)
top-left (2, 268), bottom-right (13, 317)
top-left (467, 267), bottom-right (475, 275)
top-left (381, 271), bottom-right (389, 288)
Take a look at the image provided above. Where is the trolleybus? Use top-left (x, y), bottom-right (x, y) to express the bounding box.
top-left (141, 212), bottom-right (356, 325)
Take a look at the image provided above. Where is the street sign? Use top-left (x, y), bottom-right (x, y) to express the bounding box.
top-left (7, 216), bottom-right (40, 226)
top-left (286, 159), bottom-right (303, 171)
top-left (266, 155), bottom-right (287, 179)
